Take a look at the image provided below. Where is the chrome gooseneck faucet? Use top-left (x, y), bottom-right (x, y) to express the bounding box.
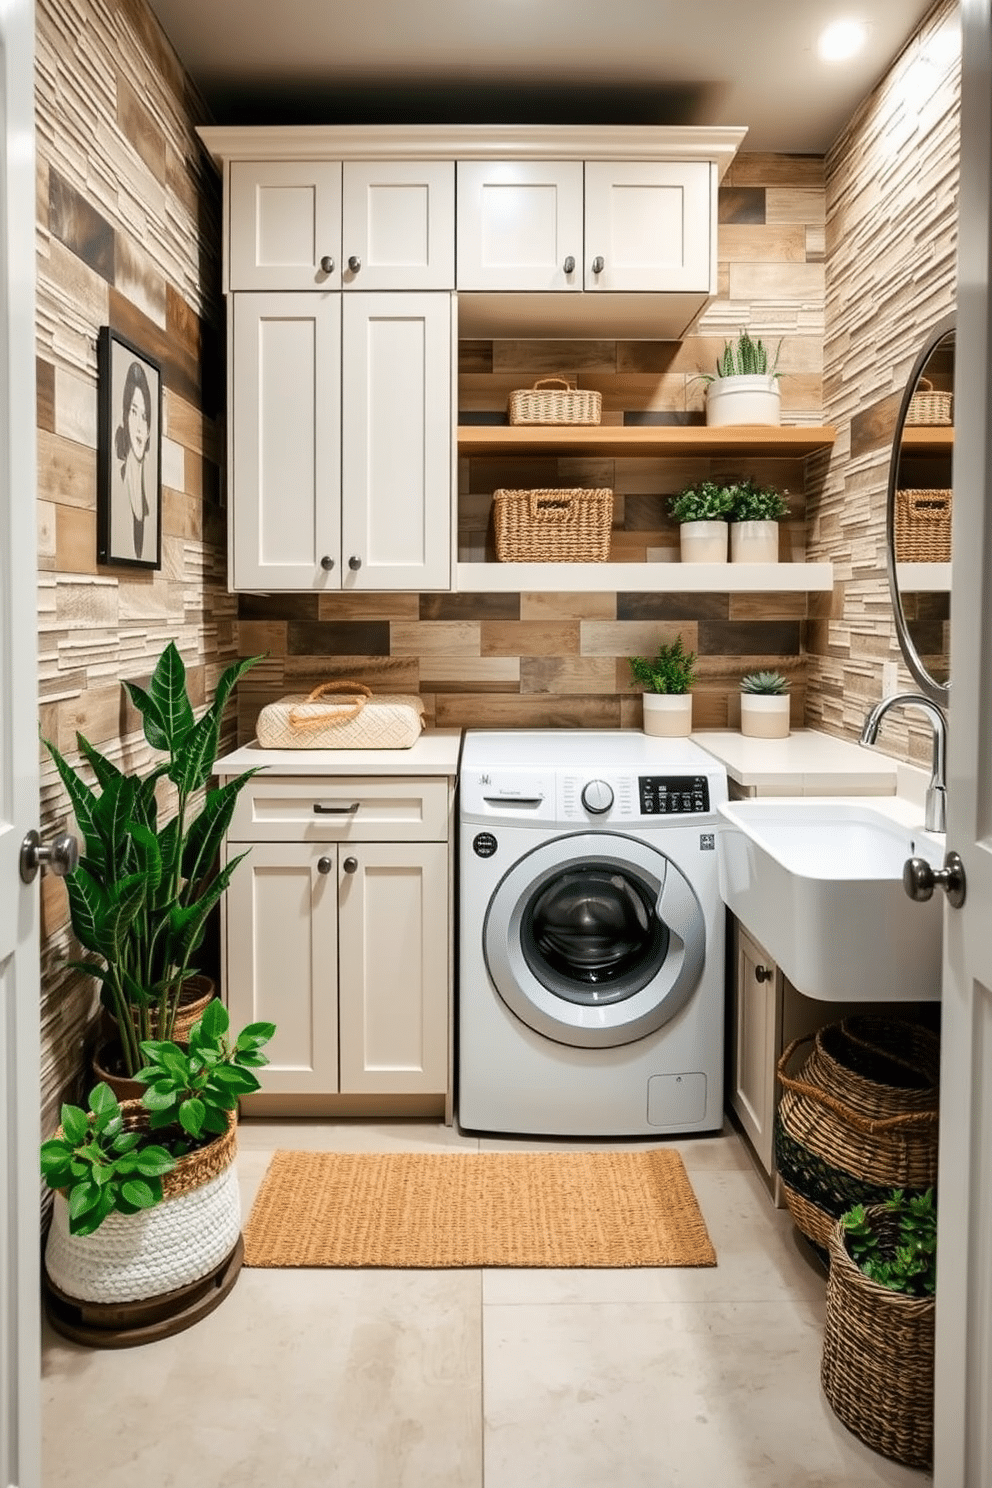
top-left (860, 692), bottom-right (948, 833)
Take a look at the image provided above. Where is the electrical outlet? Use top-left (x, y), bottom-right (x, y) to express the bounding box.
top-left (882, 661), bottom-right (900, 697)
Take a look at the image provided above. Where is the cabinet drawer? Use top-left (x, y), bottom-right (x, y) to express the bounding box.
top-left (228, 776), bottom-right (450, 842)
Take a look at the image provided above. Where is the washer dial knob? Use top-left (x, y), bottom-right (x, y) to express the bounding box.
top-left (581, 779), bottom-right (614, 814)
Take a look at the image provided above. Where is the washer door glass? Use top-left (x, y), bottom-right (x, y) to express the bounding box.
top-left (483, 832), bottom-right (706, 1049)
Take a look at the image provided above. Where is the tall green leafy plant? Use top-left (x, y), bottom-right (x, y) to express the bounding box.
top-left (628, 635), bottom-right (696, 695)
top-left (45, 643), bottom-right (262, 1075)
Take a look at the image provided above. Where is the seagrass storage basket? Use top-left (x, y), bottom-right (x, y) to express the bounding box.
top-left (822, 1209), bottom-right (935, 1468)
top-left (507, 377), bottom-right (602, 426)
top-left (493, 488), bottom-right (613, 562)
top-left (906, 376), bottom-right (953, 427)
top-left (775, 1017), bottom-right (939, 1256)
top-left (894, 488), bottom-right (952, 563)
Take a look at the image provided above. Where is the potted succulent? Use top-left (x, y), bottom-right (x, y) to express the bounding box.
top-left (699, 330), bottom-right (782, 427)
top-left (45, 641), bottom-right (262, 1082)
top-left (821, 1189), bottom-right (936, 1469)
top-left (730, 478), bottom-right (790, 563)
top-left (668, 481), bottom-right (735, 563)
top-left (628, 634), bottom-right (696, 737)
top-left (740, 670), bottom-right (791, 738)
top-left (41, 998), bottom-right (274, 1343)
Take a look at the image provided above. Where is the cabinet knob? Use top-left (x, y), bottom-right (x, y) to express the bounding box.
top-left (319, 255), bottom-right (335, 275)
top-left (320, 554), bottom-right (335, 571)
top-left (755, 964), bottom-right (773, 983)
top-left (317, 855), bottom-right (333, 875)
top-left (591, 255), bottom-right (605, 274)
top-left (563, 255), bottom-right (576, 274)
top-left (348, 255), bottom-right (361, 274)
top-left (343, 856), bottom-right (358, 874)
top-left (348, 555), bottom-right (362, 571)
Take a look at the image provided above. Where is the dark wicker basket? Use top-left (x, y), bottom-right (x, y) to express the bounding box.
top-left (776, 1017), bottom-right (939, 1254)
top-left (822, 1209), bottom-right (935, 1468)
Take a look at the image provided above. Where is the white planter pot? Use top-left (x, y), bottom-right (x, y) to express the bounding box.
top-left (740, 693), bottom-right (791, 739)
top-left (642, 692), bottom-right (693, 737)
top-left (706, 375), bottom-right (781, 428)
top-left (731, 520), bottom-right (780, 563)
top-left (679, 520), bottom-right (728, 563)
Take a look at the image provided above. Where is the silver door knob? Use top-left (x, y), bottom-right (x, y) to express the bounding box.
top-left (320, 555), bottom-right (335, 571)
top-left (903, 851), bottom-right (966, 908)
top-left (319, 255), bottom-right (335, 274)
top-left (343, 856), bottom-right (358, 874)
top-left (317, 855), bottom-right (333, 875)
top-left (348, 555), bottom-right (362, 571)
top-left (563, 255), bottom-right (576, 274)
top-left (755, 964), bottom-right (773, 983)
top-left (591, 255), bottom-right (605, 274)
top-left (20, 829), bottom-right (79, 885)
top-left (348, 255), bottom-right (361, 274)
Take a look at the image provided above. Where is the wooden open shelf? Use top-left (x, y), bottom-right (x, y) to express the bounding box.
top-left (457, 424), bottom-right (837, 458)
top-left (901, 427), bottom-right (954, 454)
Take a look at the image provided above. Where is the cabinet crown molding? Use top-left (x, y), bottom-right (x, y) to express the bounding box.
top-left (198, 123), bottom-right (747, 179)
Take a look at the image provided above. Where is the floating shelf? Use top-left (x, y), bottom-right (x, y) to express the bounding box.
top-left (895, 562), bottom-right (952, 592)
top-left (455, 561), bottom-right (834, 593)
top-left (457, 424), bottom-right (837, 458)
top-left (900, 427), bottom-right (954, 454)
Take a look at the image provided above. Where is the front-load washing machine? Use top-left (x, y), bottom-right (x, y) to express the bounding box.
top-left (458, 730), bottom-right (729, 1136)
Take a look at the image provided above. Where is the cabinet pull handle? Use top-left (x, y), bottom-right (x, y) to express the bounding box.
top-left (319, 255), bottom-right (335, 274)
top-left (343, 856), bottom-right (358, 874)
top-left (313, 802), bottom-right (360, 815)
top-left (348, 555), bottom-right (362, 571)
top-left (320, 554), bottom-right (335, 571)
top-left (591, 255), bottom-right (605, 274)
top-left (755, 964), bottom-right (773, 983)
top-left (563, 255), bottom-right (575, 274)
top-left (348, 255), bottom-right (361, 274)
top-left (316, 855), bottom-right (333, 875)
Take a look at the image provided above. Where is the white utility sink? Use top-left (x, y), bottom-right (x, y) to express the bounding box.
top-left (717, 797), bottom-right (944, 1002)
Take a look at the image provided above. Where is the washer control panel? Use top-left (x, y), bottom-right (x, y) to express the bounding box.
top-left (638, 775), bottom-right (711, 815)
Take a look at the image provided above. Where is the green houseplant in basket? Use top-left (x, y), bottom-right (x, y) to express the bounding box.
top-left (821, 1189), bottom-right (937, 1469)
top-left (45, 641), bottom-right (263, 1078)
top-left (628, 634), bottom-right (696, 738)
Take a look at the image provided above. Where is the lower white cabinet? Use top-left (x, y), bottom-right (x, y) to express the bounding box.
top-left (224, 774), bottom-right (451, 1110)
top-left (731, 924), bottom-right (781, 1173)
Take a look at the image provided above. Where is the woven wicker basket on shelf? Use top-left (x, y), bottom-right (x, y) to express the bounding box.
top-left (507, 377), bottom-right (602, 426)
top-left (493, 488), bottom-right (613, 562)
top-left (894, 488), bottom-right (952, 563)
top-left (775, 1016), bottom-right (940, 1256)
top-left (822, 1209), bottom-right (935, 1468)
top-left (906, 376), bottom-right (953, 427)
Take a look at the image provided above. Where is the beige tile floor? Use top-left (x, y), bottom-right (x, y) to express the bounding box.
top-left (41, 1119), bottom-right (932, 1487)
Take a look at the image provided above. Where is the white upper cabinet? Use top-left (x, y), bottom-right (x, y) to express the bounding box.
top-left (583, 161), bottom-right (712, 292)
top-left (456, 160), bottom-right (584, 292)
top-left (229, 159), bottom-right (455, 291)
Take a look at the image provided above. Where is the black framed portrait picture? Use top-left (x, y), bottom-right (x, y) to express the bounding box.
top-left (97, 326), bottom-right (162, 569)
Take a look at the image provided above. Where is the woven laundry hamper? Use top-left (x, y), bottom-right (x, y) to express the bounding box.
top-left (507, 377), bottom-right (602, 425)
top-left (894, 488), bottom-right (952, 563)
top-left (775, 1017), bottom-right (939, 1256)
top-left (822, 1208), bottom-right (935, 1468)
top-left (493, 488), bottom-right (613, 562)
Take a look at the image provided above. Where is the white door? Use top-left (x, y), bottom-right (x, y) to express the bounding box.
top-left (456, 160), bottom-right (584, 291)
top-left (933, 4), bottom-right (992, 1481)
top-left (0, 0), bottom-right (40, 1484)
top-left (230, 292), bottom-right (342, 590)
top-left (583, 161), bottom-right (714, 292)
top-left (341, 291), bottom-right (452, 590)
top-left (228, 160), bottom-right (342, 290)
top-left (341, 161), bottom-right (455, 290)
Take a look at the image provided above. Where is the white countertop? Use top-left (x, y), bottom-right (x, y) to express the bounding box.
top-left (690, 729), bottom-right (900, 793)
top-left (216, 728), bottom-right (463, 778)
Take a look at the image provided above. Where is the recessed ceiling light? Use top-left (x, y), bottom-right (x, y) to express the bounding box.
top-left (817, 18), bottom-right (869, 63)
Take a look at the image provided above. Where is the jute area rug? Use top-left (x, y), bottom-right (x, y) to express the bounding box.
top-left (242, 1149), bottom-right (716, 1269)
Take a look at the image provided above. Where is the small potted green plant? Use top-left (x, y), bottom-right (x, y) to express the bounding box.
top-left (699, 330), bottom-right (782, 428)
top-left (668, 481), bottom-right (736, 563)
top-left (730, 478), bottom-right (790, 563)
top-left (740, 669), bottom-right (791, 738)
top-left (628, 634), bottom-right (696, 737)
top-left (821, 1189), bottom-right (936, 1469)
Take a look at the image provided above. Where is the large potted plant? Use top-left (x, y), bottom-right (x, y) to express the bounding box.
top-left (45, 642), bottom-right (262, 1080)
top-left (41, 998), bottom-right (274, 1344)
top-left (668, 481), bottom-right (735, 562)
top-left (628, 634), bottom-right (696, 737)
top-left (729, 478), bottom-right (790, 562)
top-left (700, 330), bottom-right (782, 427)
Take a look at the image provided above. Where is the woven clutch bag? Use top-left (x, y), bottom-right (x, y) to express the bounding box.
top-left (508, 377), bottom-right (602, 426)
top-left (257, 681), bottom-right (425, 750)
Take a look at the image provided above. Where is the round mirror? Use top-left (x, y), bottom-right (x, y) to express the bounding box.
top-left (886, 315), bottom-right (954, 707)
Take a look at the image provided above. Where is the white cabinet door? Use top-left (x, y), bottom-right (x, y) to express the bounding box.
top-left (338, 842), bottom-right (448, 1096)
top-left (229, 161), bottom-right (342, 290)
top-left (583, 161), bottom-right (713, 292)
top-left (732, 924), bottom-right (780, 1173)
top-left (225, 842), bottom-right (340, 1095)
top-left (341, 292), bottom-right (452, 590)
top-left (456, 160), bottom-right (584, 291)
top-left (342, 161), bottom-right (454, 290)
top-left (231, 292), bottom-right (342, 590)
